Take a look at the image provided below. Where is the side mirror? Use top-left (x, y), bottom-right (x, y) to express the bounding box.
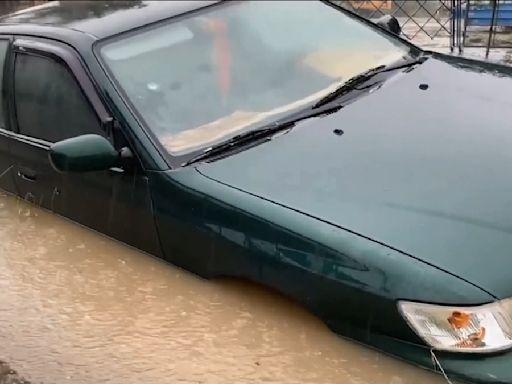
top-left (49, 134), bottom-right (119, 173)
top-left (373, 15), bottom-right (401, 35)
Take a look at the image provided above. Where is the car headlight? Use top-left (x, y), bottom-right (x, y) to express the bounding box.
top-left (398, 299), bottom-right (512, 353)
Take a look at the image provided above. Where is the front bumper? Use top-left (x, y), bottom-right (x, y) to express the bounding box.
top-left (364, 332), bottom-right (512, 384)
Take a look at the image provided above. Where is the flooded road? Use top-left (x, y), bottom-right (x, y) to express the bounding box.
top-left (0, 193), bottom-right (447, 384)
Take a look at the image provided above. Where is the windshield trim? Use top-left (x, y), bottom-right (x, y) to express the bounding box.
top-left (94, 0), bottom-right (424, 169)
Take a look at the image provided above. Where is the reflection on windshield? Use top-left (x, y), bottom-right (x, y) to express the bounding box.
top-left (100, 0), bottom-right (409, 155)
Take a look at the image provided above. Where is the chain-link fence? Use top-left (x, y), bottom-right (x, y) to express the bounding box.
top-left (333, 1), bottom-right (455, 40)
top-left (333, 1), bottom-right (512, 59)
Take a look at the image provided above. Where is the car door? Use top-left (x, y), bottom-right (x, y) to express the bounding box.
top-left (6, 37), bottom-right (162, 256)
top-left (0, 37), bottom-right (18, 195)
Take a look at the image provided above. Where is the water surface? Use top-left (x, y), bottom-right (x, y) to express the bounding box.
top-left (0, 193), bottom-right (446, 384)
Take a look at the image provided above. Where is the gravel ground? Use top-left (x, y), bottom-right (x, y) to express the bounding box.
top-left (0, 362), bottom-right (30, 384)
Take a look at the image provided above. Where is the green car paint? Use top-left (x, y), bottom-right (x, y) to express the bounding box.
top-left (50, 134), bottom-right (119, 173)
top-left (0, 1), bottom-right (511, 383)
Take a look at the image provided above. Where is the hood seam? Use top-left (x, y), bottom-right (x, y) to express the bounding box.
top-left (195, 167), bottom-right (497, 300)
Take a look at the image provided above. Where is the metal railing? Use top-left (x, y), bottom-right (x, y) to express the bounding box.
top-left (462, 0), bottom-right (512, 58)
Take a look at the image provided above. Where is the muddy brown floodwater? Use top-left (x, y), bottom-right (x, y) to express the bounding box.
top-left (0, 193), bottom-right (448, 384)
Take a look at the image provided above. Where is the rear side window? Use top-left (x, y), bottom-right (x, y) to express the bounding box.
top-left (14, 53), bottom-right (104, 142)
top-left (0, 40), bottom-right (9, 128)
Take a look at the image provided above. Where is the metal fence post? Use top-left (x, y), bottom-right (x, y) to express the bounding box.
top-left (451, 0), bottom-right (456, 52)
top-left (486, 0), bottom-right (499, 58)
top-left (458, 0), bottom-right (463, 54)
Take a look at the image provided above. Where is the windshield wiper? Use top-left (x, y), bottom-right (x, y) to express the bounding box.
top-left (181, 56), bottom-right (426, 167)
top-left (312, 56), bottom-right (427, 109)
top-left (181, 122), bottom-right (295, 167)
top-left (181, 105), bottom-right (342, 167)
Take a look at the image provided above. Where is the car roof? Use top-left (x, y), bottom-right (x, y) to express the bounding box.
top-left (0, 1), bottom-right (219, 44)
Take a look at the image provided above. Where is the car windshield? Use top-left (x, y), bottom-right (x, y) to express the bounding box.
top-left (99, 0), bottom-right (412, 156)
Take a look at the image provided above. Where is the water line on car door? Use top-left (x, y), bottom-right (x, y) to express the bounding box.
top-left (430, 350), bottom-right (454, 384)
top-left (0, 165), bottom-right (19, 196)
top-left (0, 165), bottom-right (13, 180)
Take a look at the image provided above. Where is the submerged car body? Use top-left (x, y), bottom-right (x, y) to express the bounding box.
top-left (0, 1), bottom-right (512, 383)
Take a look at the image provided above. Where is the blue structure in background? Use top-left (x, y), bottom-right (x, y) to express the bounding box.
top-left (465, 2), bottom-right (512, 27)
top-left (457, 0), bottom-right (512, 57)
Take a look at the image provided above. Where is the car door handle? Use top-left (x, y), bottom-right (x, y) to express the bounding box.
top-left (17, 168), bottom-right (37, 182)
top-left (108, 166), bottom-right (125, 175)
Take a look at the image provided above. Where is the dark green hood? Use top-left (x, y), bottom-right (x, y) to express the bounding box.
top-left (197, 56), bottom-right (512, 300)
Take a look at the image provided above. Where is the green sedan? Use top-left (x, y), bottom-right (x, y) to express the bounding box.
top-left (0, 1), bottom-right (511, 383)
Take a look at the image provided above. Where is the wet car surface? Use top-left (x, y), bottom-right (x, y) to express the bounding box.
top-left (0, 1), bottom-right (511, 383)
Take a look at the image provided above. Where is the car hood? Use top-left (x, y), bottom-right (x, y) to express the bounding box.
top-left (197, 55), bottom-right (512, 300)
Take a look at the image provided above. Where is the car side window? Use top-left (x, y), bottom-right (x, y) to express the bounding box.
top-left (14, 53), bottom-right (104, 143)
top-left (0, 40), bottom-right (9, 129)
